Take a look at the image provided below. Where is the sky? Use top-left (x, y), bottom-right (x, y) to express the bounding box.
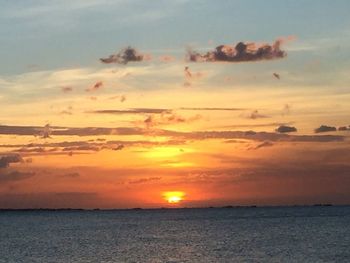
top-left (0, 0), bottom-right (350, 209)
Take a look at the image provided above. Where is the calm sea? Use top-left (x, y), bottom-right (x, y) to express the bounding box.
top-left (0, 206), bottom-right (349, 262)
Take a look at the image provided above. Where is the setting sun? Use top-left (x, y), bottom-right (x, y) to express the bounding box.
top-left (163, 191), bottom-right (185, 204)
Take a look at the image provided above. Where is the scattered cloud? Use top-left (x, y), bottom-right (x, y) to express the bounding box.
top-left (247, 110), bottom-right (269, 119)
top-left (273, 73), bottom-right (280, 80)
top-left (89, 108), bottom-right (171, 115)
top-left (100, 46), bottom-right (149, 64)
top-left (159, 55), bottom-right (176, 63)
top-left (86, 81), bottom-right (103, 92)
top-left (0, 170), bottom-right (35, 183)
top-left (187, 39), bottom-right (288, 63)
top-left (276, 125), bottom-right (297, 133)
top-left (250, 141), bottom-right (274, 150)
top-left (128, 177), bottom-right (161, 184)
top-left (61, 86), bottom-right (73, 93)
top-left (180, 107), bottom-right (243, 111)
top-left (0, 154), bottom-right (23, 168)
top-left (282, 104), bottom-right (291, 116)
top-left (112, 144), bottom-right (124, 151)
top-left (314, 125), bottom-right (337, 133)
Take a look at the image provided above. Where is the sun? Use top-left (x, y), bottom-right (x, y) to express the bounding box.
top-left (163, 191), bottom-right (185, 204)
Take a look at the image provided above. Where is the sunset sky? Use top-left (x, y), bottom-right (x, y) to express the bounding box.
top-left (1, 0), bottom-right (350, 208)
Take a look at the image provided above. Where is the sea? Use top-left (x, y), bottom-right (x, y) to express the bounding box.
top-left (0, 206), bottom-right (349, 263)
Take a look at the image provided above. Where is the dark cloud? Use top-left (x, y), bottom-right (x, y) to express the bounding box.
top-left (183, 66), bottom-right (204, 87)
top-left (100, 46), bottom-right (147, 64)
top-left (40, 124), bottom-right (52, 139)
top-left (0, 125), bottom-right (145, 137)
top-left (59, 110), bottom-right (73, 115)
top-left (0, 154), bottom-right (23, 168)
top-left (249, 141), bottom-right (274, 150)
top-left (143, 113), bottom-right (202, 128)
top-left (128, 177), bottom-right (161, 184)
top-left (86, 81), bottom-right (103, 92)
top-left (60, 172), bottom-right (80, 178)
top-left (0, 192), bottom-right (99, 209)
top-left (187, 39), bottom-right (287, 63)
top-left (173, 130), bottom-right (344, 143)
top-left (314, 125), bottom-right (337, 133)
top-left (0, 124), bottom-right (344, 143)
top-left (112, 144), bottom-right (124, 151)
top-left (338, 126), bottom-right (350, 131)
top-left (273, 73), bottom-right (280, 80)
top-left (0, 170), bottom-right (35, 183)
top-left (276, 125), bottom-right (297, 133)
top-left (180, 107), bottom-right (244, 111)
top-left (89, 108), bottom-right (171, 115)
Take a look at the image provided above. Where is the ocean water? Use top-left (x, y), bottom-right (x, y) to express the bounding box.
top-left (0, 206), bottom-right (349, 263)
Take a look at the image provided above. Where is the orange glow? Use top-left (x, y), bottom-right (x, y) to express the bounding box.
top-left (163, 191), bottom-right (185, 204)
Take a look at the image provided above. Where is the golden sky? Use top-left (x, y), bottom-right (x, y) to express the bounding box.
top-left (1, 1), bottom-right (350, 208)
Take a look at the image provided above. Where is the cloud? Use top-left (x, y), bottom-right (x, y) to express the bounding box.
top-left (0, 125), bottom-right (145, 137)
top-left (100, 46), bottom-right (148, 64)
top-left (183, 66), bottom-right (205, 87)
top-left (112, 144), bottom-right (124, 151)
top-left (43, 124), bottom-right (53, 138)
top-left (0, 124), bottom-right (344, 143)
top-left (0, 192), bottom-right (99, 209)
top-left (59, 110), bottom-right (73, 115)
top-left (247, 110), bottom-right (269, 119)
top-left (128, 177), bottom-right (161, 184)
top-left (314, 125), bottom-right (337, 133)
top-left (108, 95), bottom-right (126, 102)
top-left (0, 154), bottom-right (23, 168)
top-left (276, 125), bottom-right (297, 133)
top-left (89, 108), bottom-right (171, 115)
top-left (187, 39), bottom-right (287, 63)
top-left (250, 141), bottom-right (274, 150)
top-left (180, 107), bottom-right (244, 111)
top-left (273, 73), bottom-right (280, 80)
top-left (144, 113), bottom-right (202, 128)
top-left (0, 170), bottom-right (35, 183)
top-left (60, 172), bottom-right (80, 178)
top-left (282, 104), bottom-right (291, 116)
top-left (159, 55), bottom-right (176, 63)
top-left (61, 86), bottom-right (73, 93)
top-left (86, 81), bottom-right (103, 92)
top-left (174, 130), bottom-right (344, 143)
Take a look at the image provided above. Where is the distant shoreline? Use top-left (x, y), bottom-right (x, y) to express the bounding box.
top-left (1, 204), bottom-right (348, 212)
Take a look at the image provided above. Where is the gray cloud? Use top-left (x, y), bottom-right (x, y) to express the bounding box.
top-left (100, 46), bottom-right (146, 64)
top-left (273, 73), bottom-right (280, 80)
top-left (276, 125), bottom-right (297, 133)
top-left (338, 126), bottom-right (350, 131)
top-left (89, 108), bottom-right (171, 115)
top-left (86, 81), bottom-right (103, 92)
top-left (315, 125), bottom-right (337, 133)
top-left (187, 39), bottom-right (286, 63)
top-left (248, 110), bottom-right (269, 119)
top-left (128, 177), bottom-right (161, 184)
top-left (0, 170), bottom-right (35, 183)
top-left (180, 107), bottom-right (244, 111)
top-left (249, 141), bottom-right (274, 150)
top-left (0, 154), bottom-right (22, 168)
